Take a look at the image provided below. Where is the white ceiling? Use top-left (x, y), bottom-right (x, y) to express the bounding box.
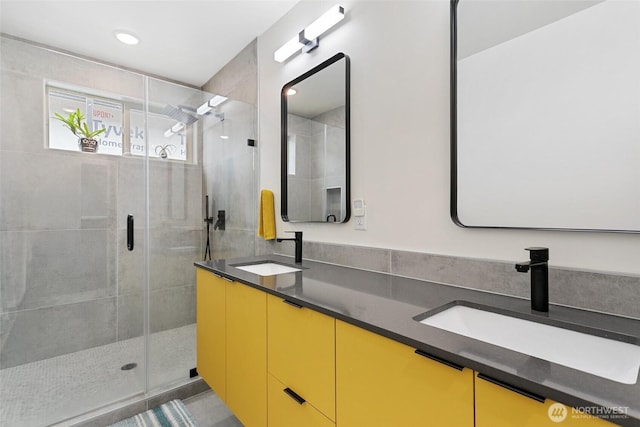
top-left (0, 0), bottom-right (299, 87)
top-left (457, 0), bottom-right (602, 59)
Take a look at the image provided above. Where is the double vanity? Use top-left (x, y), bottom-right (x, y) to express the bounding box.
top-left (195, 256), bottom-right (640, 427)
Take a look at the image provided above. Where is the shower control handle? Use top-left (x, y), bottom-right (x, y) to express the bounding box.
top-left (127, 215), bottom-right (134, 251)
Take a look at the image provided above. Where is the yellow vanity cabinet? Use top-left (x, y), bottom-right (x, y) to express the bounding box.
top-left (226, 279), bottom-right (267, 427)
top-left (336, 320), bottom-right (474, 427)
top-left (196, 269), bottom-right (267, 427)
top-left (267, 294), bottom-right (336, 425)
top-left (475, 372), bottom-right (615, 427)
top-left (196, 269), bottom-right (226, 400)
top-left (198, 267), bottom-right (623, 427)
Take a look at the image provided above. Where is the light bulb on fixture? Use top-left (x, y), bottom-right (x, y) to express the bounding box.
top-left (274, 5), bottom-right (345, 63)
top-left (197, 94), bottom-right (229, 116)
top-left (274, 35), bottom-right (305, 63)
top-left (303, 5), bottom-right (345, 41)
top-left (286, 88), bottom-right (297, 96)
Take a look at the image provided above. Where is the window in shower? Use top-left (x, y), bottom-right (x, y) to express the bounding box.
top-left (48, 86), bottom-right (124, 156)
top-left (47, 84), bottom-right (193, 162)
top-left (129, 109), bottom-right (189, 161)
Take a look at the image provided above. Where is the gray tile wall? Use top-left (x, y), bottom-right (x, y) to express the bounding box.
top-left (201, 40), bottom-right (257, 106)
top-left (0, 36), bottom-right (203, 368)
top-left (285, 107), bottom-right (347, 222)
top-left (274, 241), bottom-right (640, 320)
top-left (201, 39), bottom-right (259, 261)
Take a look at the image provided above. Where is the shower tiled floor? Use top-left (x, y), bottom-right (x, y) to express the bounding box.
top-left (0, 324), bottom-right (196, 427)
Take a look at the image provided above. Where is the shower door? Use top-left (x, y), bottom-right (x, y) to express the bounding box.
top-left (0, 35), bottom-right (215, 426)
top-left (0, 36), bottom-right (149, 425)
top-left (145, 77), bottom-right (205, 391)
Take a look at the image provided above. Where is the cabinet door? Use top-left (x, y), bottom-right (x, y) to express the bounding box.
top-left (475, 373), bottom-right (615, 426)
top-left (196, 269), bottom-right (226, 400)
top-left (336, 320), bottom-right (474, 427)
top-left (226, 281), bottom-right (267, 427)
top-left (267, 294), bottom-right (336, 420)
top-left (268, 374), bottom-right (335, 427)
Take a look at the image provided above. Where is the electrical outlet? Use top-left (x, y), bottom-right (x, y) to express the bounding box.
top-left (354, 207), bottom-right (367, 230)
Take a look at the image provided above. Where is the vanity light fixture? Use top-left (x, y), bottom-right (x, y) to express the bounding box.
top-left (114, 31), bottom-right (139, 45)
top-left (274, 4), bottom-right (345, 63)
top-left (196, 94), bottom-right (228, 115)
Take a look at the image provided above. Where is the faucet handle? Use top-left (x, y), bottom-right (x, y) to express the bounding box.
top-left (525, 247), bottom-right (549, 262)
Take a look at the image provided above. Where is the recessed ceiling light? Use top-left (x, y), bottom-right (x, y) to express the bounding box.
top-left (115, 31), bottom-right (139, 45)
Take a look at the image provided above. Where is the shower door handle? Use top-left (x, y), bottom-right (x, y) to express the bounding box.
top-left (127, 215), bottom-right (134, 251)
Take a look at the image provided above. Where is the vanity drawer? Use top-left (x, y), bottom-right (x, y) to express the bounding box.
top-left (475, 372), bottom-right (615, 427)
top-left (267, 294), bottom-right (336, 421)
top-left (336, 320), bottom-right (474, 427)
top-left (268, 374), bottom-right (334, 427)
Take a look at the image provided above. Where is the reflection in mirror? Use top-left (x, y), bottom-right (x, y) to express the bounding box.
top-left (452, 0), bottom-right (640, 232)
top-left (281, 53), bottom-right (350, 223)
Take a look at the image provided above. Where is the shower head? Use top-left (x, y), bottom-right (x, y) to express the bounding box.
top-left (161, 104), bottom-right (198, 125)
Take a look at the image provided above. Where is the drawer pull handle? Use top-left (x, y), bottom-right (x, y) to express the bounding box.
top-left (283, 387), bottom-right (306, 405)
top-left (477, 373), bottom-right (546, 403)
top-left (414, 349), bottom-right (464, 371)
top-left (214, 273), bottom-right (234, 282)
top-left (283, 299), bottom-right (303, 309)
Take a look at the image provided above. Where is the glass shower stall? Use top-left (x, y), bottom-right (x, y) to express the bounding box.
top-left (0, 36), bottom-right (256, 425)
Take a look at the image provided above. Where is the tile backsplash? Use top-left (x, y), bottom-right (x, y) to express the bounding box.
top-left (271, 240), bottom-right (640, 320)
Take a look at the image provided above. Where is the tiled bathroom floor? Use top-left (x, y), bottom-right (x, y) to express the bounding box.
top-left (183, 391), bottom-right (242, 427)
top-left (0, 324), bottom-right (196, 427)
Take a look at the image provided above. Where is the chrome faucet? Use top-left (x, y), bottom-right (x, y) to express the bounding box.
top-left (515, 247), bottom-right (549, 312)
top-left (277, 231), bottom-right (303, 263)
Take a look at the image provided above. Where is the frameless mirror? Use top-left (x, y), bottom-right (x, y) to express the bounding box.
top-left (281, 53), bottom-right (350, 223)
top-left (451, 0), bottom-right (640, 232)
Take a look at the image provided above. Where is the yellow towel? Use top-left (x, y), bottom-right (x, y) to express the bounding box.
top-left (258, 189), bottom-right (276, 240)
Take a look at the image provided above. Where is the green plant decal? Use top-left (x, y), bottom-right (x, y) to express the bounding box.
top-left (53, 108), bottom-right (106, 139)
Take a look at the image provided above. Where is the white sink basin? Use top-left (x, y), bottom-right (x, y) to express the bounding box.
top-left (419, 305), bottom-right (640, 384)
top-left (233, 262), bottom-right (301, 276)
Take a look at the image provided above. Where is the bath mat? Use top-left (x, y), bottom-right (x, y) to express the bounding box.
top-left (109, 399), bottom-right (198, 427)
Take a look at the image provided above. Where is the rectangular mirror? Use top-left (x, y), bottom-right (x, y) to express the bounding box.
top-left (281, 52), bottom-right (350, 223)
top-left (451, 0), bottom-right (640, 232)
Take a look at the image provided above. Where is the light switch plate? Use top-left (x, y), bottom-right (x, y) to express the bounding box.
top-left (354, 206), bottom-right (367, 230)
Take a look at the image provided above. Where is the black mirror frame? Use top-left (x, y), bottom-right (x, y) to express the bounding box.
top-left (281, 52), bottom-right (351, 223)
top-left (450, 0), bottom-right (462, 228)
top-left (449, 0), bottom-right (636, 233)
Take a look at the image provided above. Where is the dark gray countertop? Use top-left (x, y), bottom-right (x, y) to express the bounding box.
top-left (195, 255), bottom-right (640, 426)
